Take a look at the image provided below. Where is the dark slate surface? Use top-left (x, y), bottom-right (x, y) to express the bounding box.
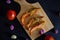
top-left (0, 0), bottom-right (60, 40)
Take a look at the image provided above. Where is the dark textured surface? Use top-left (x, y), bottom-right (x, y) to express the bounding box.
top-left (0, 0), bottom-right (60, 40)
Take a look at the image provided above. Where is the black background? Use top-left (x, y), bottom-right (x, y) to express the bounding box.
top-left (0, 0), bottom-right (60, 40)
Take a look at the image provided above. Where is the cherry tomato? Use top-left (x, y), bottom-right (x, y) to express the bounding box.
top-left (44, 35), bottom-right (54, 40)
top-left (6, 10), bottom-right (16, 21)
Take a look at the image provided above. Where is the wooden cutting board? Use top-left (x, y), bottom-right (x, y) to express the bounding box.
top-left (14, 0), bottom-right (54, 40)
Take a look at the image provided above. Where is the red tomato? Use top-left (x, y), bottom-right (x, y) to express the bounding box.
top-left (44, 35), bottom-right (54, 40)
top-left (7, 10), bottom-right (16, 21)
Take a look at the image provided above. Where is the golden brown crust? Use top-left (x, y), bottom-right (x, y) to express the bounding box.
top-left (20, 8), bottom-right (45, 35)
top-left (20, 12), bottom-right (30, 25)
